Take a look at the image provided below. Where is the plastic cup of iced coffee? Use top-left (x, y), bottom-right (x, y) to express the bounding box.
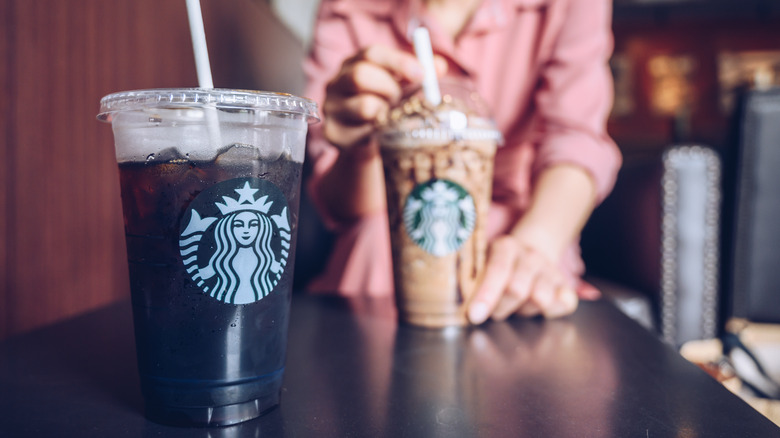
top-left (378, 82), bottom-right (502, 328)
top-left (98, 88), bottom-right (319, 426)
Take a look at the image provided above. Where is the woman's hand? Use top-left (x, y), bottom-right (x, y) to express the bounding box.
top-left (467, 164), bottom-right (598, 323)
top-left (467, 233), bottom-right (578, 323)
top-left (317, 45), bottom-right (447, 222)
top-left (322, 45), bottom-right (425, 151)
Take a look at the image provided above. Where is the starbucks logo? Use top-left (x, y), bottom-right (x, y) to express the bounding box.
top-left (179, 178), bottom-right (291, 304)
top-left (403, 179), bottom-right (476, 257)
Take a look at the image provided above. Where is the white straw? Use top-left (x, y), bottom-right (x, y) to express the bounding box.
top-left (412, 27), bottom-right (441, 106)
top-left (185, 0), bottom-right (214, 89)
top-left (185, 0), bottom-right (222, 153)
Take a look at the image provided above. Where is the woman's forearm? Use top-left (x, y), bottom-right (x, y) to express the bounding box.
top-left (510, 164), bottom-right (597, 261)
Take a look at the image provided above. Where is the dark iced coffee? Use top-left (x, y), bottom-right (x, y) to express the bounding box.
top-left (99, 89), bottom-right (318, 426)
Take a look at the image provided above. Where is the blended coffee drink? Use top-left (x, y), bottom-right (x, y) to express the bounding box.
top-left (378, 86), bottom-right (501, 328)
top-left (98, 89), bottom-right (318, 426)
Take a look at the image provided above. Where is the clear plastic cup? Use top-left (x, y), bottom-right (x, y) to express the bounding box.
top-left (98, 88), bottom-right (318, 426)
top-left (378, 83), bottom-right (502, 328)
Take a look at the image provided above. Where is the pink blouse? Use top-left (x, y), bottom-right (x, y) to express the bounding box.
top-left (303, 0), bottom-right (622, 297)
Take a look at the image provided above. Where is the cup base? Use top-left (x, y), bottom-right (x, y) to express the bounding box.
top-left (143, 392), bottom-right (280, 427)
top-left (399, 310), bottom-right (470, 328)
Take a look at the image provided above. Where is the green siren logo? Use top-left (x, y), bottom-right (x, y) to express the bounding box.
top-left (404, 179), bottom-right (476, 256)
top-left (179, 178), bottom-right (291, 304)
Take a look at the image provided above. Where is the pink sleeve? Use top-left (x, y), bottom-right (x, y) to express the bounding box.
top-left (302, 0), bottom-right (357, 231)
top-left (532, 0), bottom-right (622, 203)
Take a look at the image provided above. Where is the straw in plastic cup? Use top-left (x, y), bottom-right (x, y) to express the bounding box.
top-left (98, 88), bottom-right (318, 426)
top-left (184, 0), bottom-right (224, 150)
top-left (185, 0), bottom-right (213, 89)
top-left (412, 27), bottom-right (441, 106)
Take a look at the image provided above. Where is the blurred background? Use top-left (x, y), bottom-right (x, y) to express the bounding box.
top-left (1, 0), bottom-right (779, 347)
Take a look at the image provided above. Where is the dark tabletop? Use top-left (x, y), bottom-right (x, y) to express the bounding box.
top-left (0, 293), bottom-right (778, 437)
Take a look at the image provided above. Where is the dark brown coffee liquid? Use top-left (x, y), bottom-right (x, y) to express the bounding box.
top-left (118, 148), bottom-right (302, 425)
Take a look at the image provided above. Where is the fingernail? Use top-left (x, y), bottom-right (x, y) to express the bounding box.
top-left (468, 302), bottom-right (490, 324)
top-left (545, 290), bottom-right (578, 319)
top-left (562, 288), bottom-right (578, 307)
top-left (544, 305), bottom-right (567, 319)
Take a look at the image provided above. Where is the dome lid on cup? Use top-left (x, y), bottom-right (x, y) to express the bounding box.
top-left (97, 88), bottom-right (320, 123)
top-left (377, 82), bottom-right (503, 145)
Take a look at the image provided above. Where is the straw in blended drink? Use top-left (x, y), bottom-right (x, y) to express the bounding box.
top-left (412, 27), bottom-right (441, 107)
